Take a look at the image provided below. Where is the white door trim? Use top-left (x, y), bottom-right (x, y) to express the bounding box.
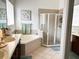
top-left (60, 0), bottom-right (74, 59)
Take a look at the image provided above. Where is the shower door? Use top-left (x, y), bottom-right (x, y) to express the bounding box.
top-left (40, 14), bottom-right (48, 45)
top-left (47, 14), bottom-right (55, 45)
top-left (54, 14), bottom-right (62, 45)
top-left (40, 13), bottom-right (62, 46)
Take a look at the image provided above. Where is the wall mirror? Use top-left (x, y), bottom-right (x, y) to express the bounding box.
top-left (6, 0), bottom-right (15, 31)
top-left (0, 0), bottom-right (15, 34)
top-left (0, 0), bottom-right (7, 28)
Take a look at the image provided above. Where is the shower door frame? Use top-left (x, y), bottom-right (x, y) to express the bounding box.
top-left (39, 13), bottom-right (63, 47)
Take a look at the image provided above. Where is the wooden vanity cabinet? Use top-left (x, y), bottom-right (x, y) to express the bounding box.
top-left (72, 35), bottom-right (79, 55)
top-left (11, 40), bottom-right (21, 59)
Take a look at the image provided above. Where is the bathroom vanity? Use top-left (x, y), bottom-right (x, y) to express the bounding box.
top-left (72, 32), bottom-right (79, 55)
top-left (0, 0), bottom-right (21, 59)
top-left (0, 34), bottom-right (21, 59)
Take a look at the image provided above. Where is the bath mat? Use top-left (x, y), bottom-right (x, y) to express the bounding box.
top-left (52, 46), bottom-right (60, 51)
top-left (21, 56), bottom-right (32, 59)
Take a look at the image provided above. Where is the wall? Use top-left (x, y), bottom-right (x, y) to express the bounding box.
top-left (59, 0), bottom-right (79, 26)
top-left (59, 0), bottom-right (64, 9)
top-left (10, 0), bottom-right (16, 5)
top-left (0, 0), bottom-right (6, 8)
top-left (15, 0), bottom-right (60, 30)
top-left (74, 0), bottom-right (79, 5)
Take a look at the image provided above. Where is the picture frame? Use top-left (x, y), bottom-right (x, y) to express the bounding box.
top-left (21, 10), bottom-right (31, 21)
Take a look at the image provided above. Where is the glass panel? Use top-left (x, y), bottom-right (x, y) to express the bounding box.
top-left (40, 13), bottom-right (63, 46)
top-left (40, 14), bottom-right (48, 45)
top-left (55, 15), bottom-right (62, 45)
top-left (48, 14), bottom-right (55, 45)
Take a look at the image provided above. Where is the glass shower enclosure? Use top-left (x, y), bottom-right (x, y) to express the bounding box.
top-left (40, 13), bottom-right (62, 47)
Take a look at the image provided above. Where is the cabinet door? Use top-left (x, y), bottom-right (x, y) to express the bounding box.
top-left (72, 35), bottom-right (79, 55)
top-left (11, 40), bottom-right (21, 59)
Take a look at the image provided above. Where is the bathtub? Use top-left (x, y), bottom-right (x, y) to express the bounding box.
top-left (20, 34), bottom-right (42, 56)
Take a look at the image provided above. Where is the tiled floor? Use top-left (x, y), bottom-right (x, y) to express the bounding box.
top-left (70, 52), bottom-right (79, 59)
top-left (30, 46), bottom-right (62, 59)
top-left (25, 46), bottom-right (79, 59)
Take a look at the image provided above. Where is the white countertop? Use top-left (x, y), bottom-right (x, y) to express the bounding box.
top-left (0, 34), bottom-right (21, 59)
top-left (8, 34), bottom-right (21, 59)
top-left (72, 32), bottom-right (79, 36)
top-left (72, 27), bottom-right (79, 36)
top-left (21, 34), bottom-right (42, 44)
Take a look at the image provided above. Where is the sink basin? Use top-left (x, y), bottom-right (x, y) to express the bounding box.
top-left (0, 51), bottom-right (4, 59)
top-left (3, 36), bottom-right (15, 43)
top-left (0, 42), bottom-right (7, 48)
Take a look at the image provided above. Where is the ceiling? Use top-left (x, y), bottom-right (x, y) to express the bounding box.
top-left (1, 0), bottom-right (79, 6)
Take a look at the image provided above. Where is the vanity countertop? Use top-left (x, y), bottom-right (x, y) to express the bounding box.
top-left (0, 34), bottom-right (21, 59)
top-left (72, 26), bottom-right (79, 36)
top-left (72, 32), bottom-right (79, 36)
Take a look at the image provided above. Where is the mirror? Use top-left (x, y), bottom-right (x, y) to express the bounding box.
top-left (6, 0), bottom-right (15, 33)
top-left (0, 0), bottom-right (7, 28)
top-left (0, 0), bottom-right (15, 34)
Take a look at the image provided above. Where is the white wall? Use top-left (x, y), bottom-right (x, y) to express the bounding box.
top-left (10, 0), bottom-right (16, 5)
top-left (0, 0), bottom-right (6, 8)
top-left (59, 0), bottom-right (79, 26)
top-left (15, 0), bottom-right (60, 30)
top-left (74, 0), bottom-right (79, 5)
top-left (59, 0), bottom-right (64, 9)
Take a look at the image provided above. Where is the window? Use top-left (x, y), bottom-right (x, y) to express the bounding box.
top-left (72, 5), bottom-right (79, 26)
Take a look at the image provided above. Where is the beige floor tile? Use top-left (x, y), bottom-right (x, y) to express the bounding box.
top-left (31, 46), bottom-right (62, 59)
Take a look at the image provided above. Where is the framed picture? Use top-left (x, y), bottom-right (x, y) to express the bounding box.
top-left (21, 10), bottom-right (31, 21)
